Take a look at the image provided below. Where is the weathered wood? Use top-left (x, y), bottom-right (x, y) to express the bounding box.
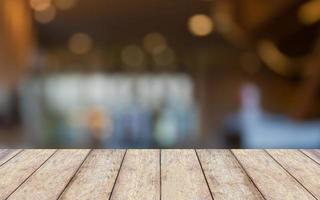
top-left (301, 149), bottom-right (320, 165)
top-left (8, 149), bottom-right (90, 200)
top-left (110, 149), bottom-right (160, 200)
top-left (0, 149), bottom-right (319, 199)
top-left (60, 149), bottom-right (125, 200)
top-left (197, 149), bottom-right (264, 200)
top-left (161, 149), bottom-right (212, 200)
top-left (0, 149), bottom-right (22, 166)
top-left (232, 149), bottom-right (316, 200)
top-left (0, 149), bottom-right (56, 199)
top-left (267, 149), bottom-right (320, 199)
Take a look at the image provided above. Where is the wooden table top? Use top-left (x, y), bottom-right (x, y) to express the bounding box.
top-left (0, 149), bottom-right (319, 200)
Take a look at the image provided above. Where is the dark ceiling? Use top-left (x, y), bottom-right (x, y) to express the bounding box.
top-left (34, 0), bottom-right (320, 59)
top-left (36, 0), bottom-right (213, 46)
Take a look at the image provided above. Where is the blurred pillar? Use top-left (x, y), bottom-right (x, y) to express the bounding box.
top-left (0, 0), bottom-right (35, 86)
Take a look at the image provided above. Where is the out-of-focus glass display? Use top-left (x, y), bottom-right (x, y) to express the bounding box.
top-left (20, 73), bottom-right (199, 148)
top-left (1, 0), bottom-right (320, 148)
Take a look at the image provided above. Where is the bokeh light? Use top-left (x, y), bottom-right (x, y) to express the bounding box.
top-left (257, 40), bottom-right (291, 76)
top-left (54, 0), bottom-right (77, 10)
top-left (3, 0), bottom-right (320, 149)
top-left (153, 47), bottom-right (176, 67)
top-left (68, 33), bottom-right (93, 55)
top-left (121, 45), bottom-right (145, 68)
top-left (34, 5), bottom-right (56, 24)
top-left (298, 0), bottom-right (320, 25)
top-left (188, 14), bottom-right (214, 37)
top-left (143, 33), bottom-right (167, 55)
top-left (30, 0), bottom-right (51, 11)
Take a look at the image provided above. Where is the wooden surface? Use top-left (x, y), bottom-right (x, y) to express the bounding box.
top-left (0, 149), bottom-right (319, 200)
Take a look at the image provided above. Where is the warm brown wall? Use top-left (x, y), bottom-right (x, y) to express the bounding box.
top-left (0, 0), bottom-right (35, 86)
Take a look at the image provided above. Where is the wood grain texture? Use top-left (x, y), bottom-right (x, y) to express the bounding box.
top-left (232, 149), bottom-right (315, 200)
top-left (301, 149), bottom-right (320, 165)
top-left (0, 149), bottom-right (22, 166)
top-left (60, 149), bottom-right (125, 200)
top-left (0, 149), bottom-right (319, 199)
top-left (110, 149), bottom-right (160, 200)
top-left (197, 150), bottom-right (263, 200)
top-left (267, 149), bottom-right (320, 199)
top-left (8, 149), bottom-right (90, 200)
top-left (161, 149), bottom-right (212, 200)
top-left (0, 149), bottom-right (56, 199)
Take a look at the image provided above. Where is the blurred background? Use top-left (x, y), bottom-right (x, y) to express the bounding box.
top-left (0, 0), bottom-right (320, 148)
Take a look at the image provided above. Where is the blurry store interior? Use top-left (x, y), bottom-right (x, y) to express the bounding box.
top-left (0, 0), bottom-right (320, 148)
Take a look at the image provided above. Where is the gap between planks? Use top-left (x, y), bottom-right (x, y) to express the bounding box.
top-left (0, 149), bottom-right (23, 167)
top-left (194, 149), bottom-right (214, 200)
top-left (265, 150), bottom-right (320, 199)
top-left (4, 150), bottom-right (58, 199)
top-left (108, 149), bottom-right (128, 200)
top-left (56, 149), bottom-right (93, 199)
top-left (233, 150), bottom-right (316, 200)
top-left (1, 149), bottom-right (319, 200)
top-left (229, 150), bottom-right (267, 200)
top-left (299, 149), bottom-right (320, 166)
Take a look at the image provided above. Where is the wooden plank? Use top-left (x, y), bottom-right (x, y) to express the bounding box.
top-left (60, 149), bottom-right (125, 200)
top-left (267, 149), bottom-right (320, 199)
top-left (110, 149), bottom-right (160, 200)
top-left (301, 149), bottom-right (320, 165)
top-left (8, 149), bottom-right (90, 200)
top-left (0, 149), bottom-right (22, 166)
top-left (161, 149), bottom-right (212, 200)
top-left (197, 149), bottom-right (264, 200)
top-left (232, 150), bottom-right (316, 200)
top-left (0, 149), bottom-right (56, 199)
